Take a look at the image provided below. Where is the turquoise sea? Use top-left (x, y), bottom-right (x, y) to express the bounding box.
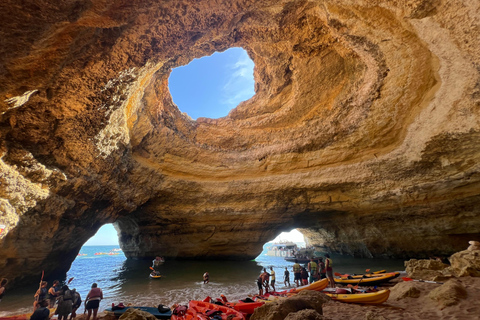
top-left (0, 244), bottom-right (405, 316)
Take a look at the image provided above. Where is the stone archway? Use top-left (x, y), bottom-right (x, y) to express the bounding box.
top-left (1, 0), bottom-right (480, 284)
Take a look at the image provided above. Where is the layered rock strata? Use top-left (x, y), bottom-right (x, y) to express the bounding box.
top-left (1, 0), bottom-right (480, 284)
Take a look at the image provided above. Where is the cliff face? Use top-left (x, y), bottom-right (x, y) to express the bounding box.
top-left (1, 0), bottom-right (480, 283)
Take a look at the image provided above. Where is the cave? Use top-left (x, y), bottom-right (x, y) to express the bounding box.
top-left (1, 0), bottom-right (480, 285)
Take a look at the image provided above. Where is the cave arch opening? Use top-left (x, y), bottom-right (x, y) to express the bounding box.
top-left (168, 47), bottom-right (255, 120)
top-left (257, 229), bottom-right (307, 260)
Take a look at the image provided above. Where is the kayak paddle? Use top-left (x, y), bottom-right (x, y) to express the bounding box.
top-left (402, 277), bottom-right (443, 284)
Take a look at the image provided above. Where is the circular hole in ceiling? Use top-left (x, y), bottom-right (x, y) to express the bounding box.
top-left (168, 47), bottom-right (255, 120)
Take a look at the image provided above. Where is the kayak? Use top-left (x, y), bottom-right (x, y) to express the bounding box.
top-left (323, 288), bottom-right (390, 304)
top-left (336, 270), bottom-right (387, 277)
top-left (149, 274), bottom-right (162, 279)
top-left (334, 272), bottom-right (399, 285)
top-left (288, 278), bottom-right (329, 293)
top-left (0, 308), bottom-right (56, 320)
top-left (224, 301), bottom-right (264, 315)
top-left (187, 300), bottom-right (245, 320)
top-left (105, 306), bottom-right (172, 319)
top-left (204, 296), bottom-right (264, 315)
top-left (255, 278), bottom-right (329, 303)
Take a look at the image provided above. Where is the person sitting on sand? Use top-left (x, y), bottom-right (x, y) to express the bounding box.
top-left (30, 300), bottom-right (50, 320)
top-left (0, 278), bottom-right (8, 303)
top-left (284, 267), bottom-right (290, 287)
top-left (203, 272), bottom-right (209, 284)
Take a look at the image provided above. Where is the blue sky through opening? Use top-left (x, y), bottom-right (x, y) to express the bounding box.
top-left (168, 47), bottom-right (255, 119)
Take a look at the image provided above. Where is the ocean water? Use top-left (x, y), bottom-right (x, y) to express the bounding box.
top-left (0, 244), bottom-right (405, 316)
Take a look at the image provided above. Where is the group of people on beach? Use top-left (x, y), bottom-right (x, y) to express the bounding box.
top-left (257, 254), bottom-right (335, 295)
top-left (29, 280), bottom-right (103, 320)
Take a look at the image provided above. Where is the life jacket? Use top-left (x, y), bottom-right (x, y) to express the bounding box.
top-left (309, 261), bottom-right (318, 274)
top-left (293, 263), bottom-right (301, 273)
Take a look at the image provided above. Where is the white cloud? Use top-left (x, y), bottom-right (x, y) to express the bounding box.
top-left (221, 50), bottom-right (255, 108)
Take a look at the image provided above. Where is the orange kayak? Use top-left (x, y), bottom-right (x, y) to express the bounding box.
top-left (171, 301), bottom-right (245, 320)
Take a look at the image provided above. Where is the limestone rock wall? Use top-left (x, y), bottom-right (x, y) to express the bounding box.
top-left (1, 0), bottom-right (480, 283)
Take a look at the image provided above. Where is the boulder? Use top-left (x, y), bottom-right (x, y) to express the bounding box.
top-left (404, 259), bottom-right (451, 281)
top-left (250, 290), bottom-right (330, 320)
top-left (389, 281), bottom-right (421, 300)
top-left (118, 308), bottom-right (157, 320)
top-left (428, 278), bottom-right (467, 308)
top-left (448, 249), bottom-right (480, 277)
top-left (284, 309), bottom-right (326, 320)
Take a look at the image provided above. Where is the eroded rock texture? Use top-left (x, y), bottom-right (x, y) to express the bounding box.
top-left (1, 0), bottom-right (480, 283)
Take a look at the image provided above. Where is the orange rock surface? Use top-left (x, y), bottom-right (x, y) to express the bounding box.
top-left (0, 0), bottom-right (479, 283)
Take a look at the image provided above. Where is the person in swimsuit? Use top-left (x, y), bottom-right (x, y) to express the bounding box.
top-left (203, 272), bottom-right (209, 284)
top-left (284, 267), bottom-right (290, 287)
top-left (47, 280), bottom-right (60, 308)
top-left (269, 267), bottom-right (276, 292)
top-left (325, 254), bottom-right (335, 288)
top-left (292, 259), bottom-right (302, 287)
top-left (33, 281), bottom-right (48, 311)
top-left (256, 274), bottom-right (263, 296)
top-left (85, 283), bottom-right (103, 320)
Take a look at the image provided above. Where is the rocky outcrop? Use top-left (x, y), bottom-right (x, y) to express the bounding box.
top-left (251, 290), bottom-right (329, 320)
top-left (1, 0), bottom-right (480, 284)
top-left (405, 245), bottom-right (480, 280)
top-left (428, 279), bottom-right (468, 308)
top-left (449, 248), bottom-right (480, 277)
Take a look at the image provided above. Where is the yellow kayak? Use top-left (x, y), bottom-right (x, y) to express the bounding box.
top-left (325, 289), bottom-right (390, 304)
top-left (288, 278), bottom-right (329, 293)
top-left (334, 272), bottom-right (399, 285)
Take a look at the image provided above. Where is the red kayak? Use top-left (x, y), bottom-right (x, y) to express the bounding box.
top-left (204, 295), bottom-right (264, 315)
top-left (172, 301), bottom-right (245, 320)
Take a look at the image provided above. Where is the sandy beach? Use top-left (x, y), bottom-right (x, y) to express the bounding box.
top-left (63, 276), bottom-right (480, 320)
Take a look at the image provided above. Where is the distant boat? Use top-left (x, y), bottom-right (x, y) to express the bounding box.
top-left (284, 246), bottom-right (316, 263)
top-left (266, 241), bottom-right (298, 257)
top-left (77, 253), bottom-right (87, 256)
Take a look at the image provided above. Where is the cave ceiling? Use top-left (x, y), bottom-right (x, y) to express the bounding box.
top-left (1, 0), bottom-right (480, 283)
